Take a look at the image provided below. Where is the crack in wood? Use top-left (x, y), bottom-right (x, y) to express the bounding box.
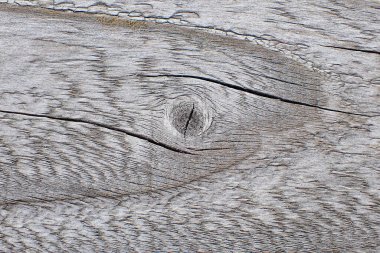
top-left (0, 109), bottom-right (195, 155)
top-left (183, 103), bottom-right (195, 138)
top-left (139, 74), bottom-right (374, 117)
top-left (321, 45), bottom-right (380, 55)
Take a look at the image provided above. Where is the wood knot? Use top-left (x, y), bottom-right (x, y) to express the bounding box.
top-left (169, 101), bottom-right (205, 138)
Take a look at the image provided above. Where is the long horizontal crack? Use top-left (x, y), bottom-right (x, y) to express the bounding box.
top-left (322, 45), bottom-right (380, 55)
top-left (0, 109), bottom-right (194, 155)
top-left (140, 74), bottom-right (371, 117)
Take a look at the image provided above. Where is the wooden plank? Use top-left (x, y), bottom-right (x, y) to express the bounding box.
top-left (0, 3), bottom-right (379, 252)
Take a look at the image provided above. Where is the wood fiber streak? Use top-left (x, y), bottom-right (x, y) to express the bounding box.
top-left (0, 3), bottom-right (379, 253)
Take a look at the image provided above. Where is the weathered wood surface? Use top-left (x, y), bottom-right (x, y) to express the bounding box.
top-left (0, 2), bottom-right (379, 252)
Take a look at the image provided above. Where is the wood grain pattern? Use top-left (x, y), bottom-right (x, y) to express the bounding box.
top-left (3, 0), bottom-right (379, 115)
top-left (0, 2), bottom-right (379, 252)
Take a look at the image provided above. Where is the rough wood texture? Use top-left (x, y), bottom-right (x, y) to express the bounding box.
top-left (0, 2), bottom-right (379, 252)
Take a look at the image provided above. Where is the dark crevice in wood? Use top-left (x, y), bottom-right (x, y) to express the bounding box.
top-left (140, 74), bottom-right (373, 117)
top-left (321, 45), bottom-right (380, 55)
top-left (0, 109), bottom-right (194, 155)
top-left (183, 103), bottom-right (195, 138)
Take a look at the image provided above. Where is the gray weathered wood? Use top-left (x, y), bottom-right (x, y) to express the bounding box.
top-left (0, 2), bottom-right (379, 252)
top-left (3, 0), bottom-right (380, 116)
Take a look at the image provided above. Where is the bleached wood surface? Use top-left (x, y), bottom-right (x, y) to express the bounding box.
top-left (0, 1), bottom-right (379, 252)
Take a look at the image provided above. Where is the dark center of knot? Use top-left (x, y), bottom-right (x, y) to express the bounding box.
top-left (170, 101), bottom-right (204, 138)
